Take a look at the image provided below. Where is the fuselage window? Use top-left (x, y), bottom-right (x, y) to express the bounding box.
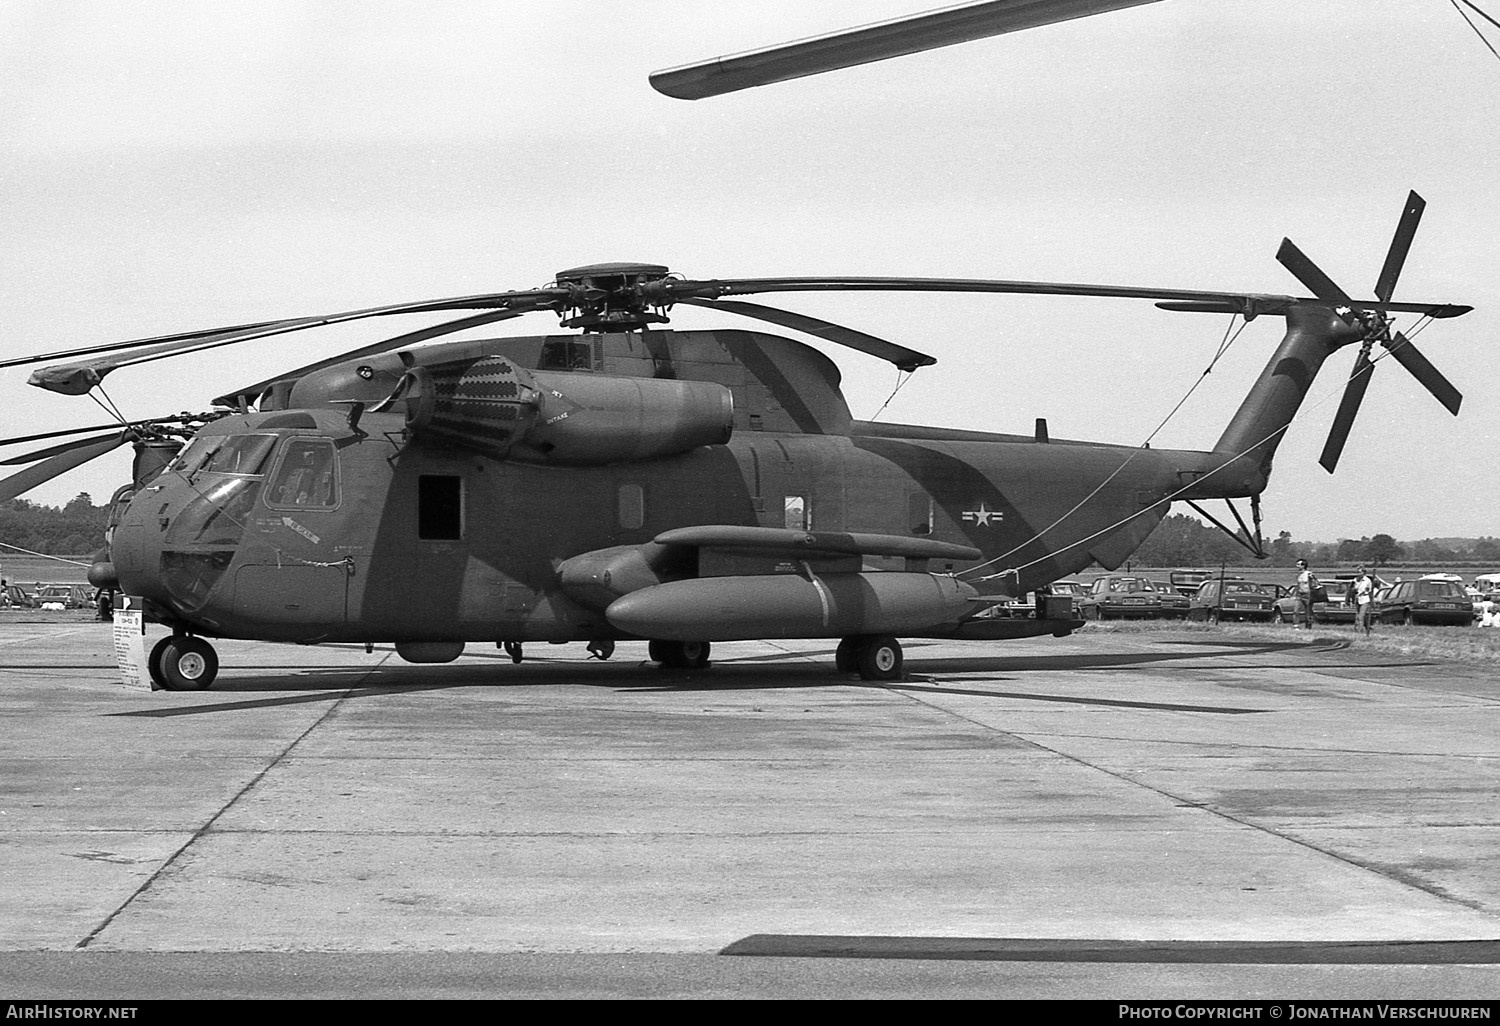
top-left (538, 339), bottom-right (598, 371)
top-left (419, 474), bottom-right (463, 540)
top-left (618, 483), bottom-right (645, 530)
top-left (785, 495), bottom-right (808, 531)
top-left (909, 493), bottom-right (933, 536)
top-left (266, 438), bottom-right (339, 509)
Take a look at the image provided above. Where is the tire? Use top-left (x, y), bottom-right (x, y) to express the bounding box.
top-left (147, 636), bottom-right (175, 690)
top-left (1277, 609), bottom-right (1293, 624)
top-left (856, 636), bottom-right (903, 681)
top-left (157, 636), bottom-right (218, 691)
top-left (835, 638), bottom-right (859, 674)
top-left (652, 640), bottom-right (711, 669)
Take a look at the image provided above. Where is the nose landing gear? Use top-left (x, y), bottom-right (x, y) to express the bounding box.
top-left (148, 635), bottom-right (220, 691)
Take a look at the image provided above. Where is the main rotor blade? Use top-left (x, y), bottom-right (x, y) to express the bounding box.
top-left (0, 432), bottom-right (129, 466)
top-left (19, 289), bottom-right (567, 395)
top-left (1375, 191), bottom-right (1425, 303)
top-left (0, 319), bottom-right (283, 372)
top-left (1319, 350), bottom-right (1376, 474)
top-left (675, 296), bottom-right (936, 371)
top-left (660, 274), bottom-right (1303, 312)
top-left (653, 274), bottom-right (1468, 319)
top-left (0, 434), bottom-right (127, 504)
top-left (1275, 239), bottom-right (1353, 305)
top-left (211, 308), bottom-right (533, 409)
top-left (0, 420), bottom-right (142, 449)
top-left (649, 0), bottom-right (1166, 99)
top-left (1382, 331), bottom-right (1463, 415)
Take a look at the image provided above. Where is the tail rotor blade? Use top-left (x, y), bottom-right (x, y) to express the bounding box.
top-left (1382, 332), bottom-right (1463, 415)
top-left (0, 434), bottom-right (127, 503)
top-left (1276, 239), bottom-right (1352, 304)
top-left (1319, 351), bottom-right (1376, 474)
top-left (1375, 191), bottom-right (1425, 302)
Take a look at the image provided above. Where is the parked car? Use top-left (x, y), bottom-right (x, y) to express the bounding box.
top-left (1047, 580), bottom-right (1089, 600)
top-left (34, 584), bottom-right (90, 610)
top-left (1, 584), bottom-right (36, 608)
top-left (1373, 576), bottom-right (1474, 626)
top-left (1168, 568), bottom-right (1214, 598)
top-left (1078, 576), bottom-right (1161, 619)
top-left (1151, 581), bottom-right (1190, 619)
top-left (1190, 579), bottom-right (1276, 622)
top-left (1272, 579), bottom-right (1354, 624)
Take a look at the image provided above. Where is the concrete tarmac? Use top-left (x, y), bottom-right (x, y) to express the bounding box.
top-left (2, 616), bottom-right (1499, 999)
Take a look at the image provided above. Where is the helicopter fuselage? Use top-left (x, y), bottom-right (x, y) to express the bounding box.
top-left (107, 325), bottom-right (1269, 650)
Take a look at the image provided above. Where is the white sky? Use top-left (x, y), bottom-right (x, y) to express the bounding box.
top-left (1, 0), bottom-right (1496, 543)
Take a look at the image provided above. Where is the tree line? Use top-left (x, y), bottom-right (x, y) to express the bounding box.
top-left (1130, 513), bottom-right (1500, 569)
top-left (0, 495), bottom-right (109, 557)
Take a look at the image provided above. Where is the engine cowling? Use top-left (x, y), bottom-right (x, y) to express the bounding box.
top-left (396, 355), bottom-right (734, 465)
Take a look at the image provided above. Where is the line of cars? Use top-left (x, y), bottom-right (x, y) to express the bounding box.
top-left (0, 582), bottom-right (94, 611)
top-left (1053, 569), bottom-right (1494, 627)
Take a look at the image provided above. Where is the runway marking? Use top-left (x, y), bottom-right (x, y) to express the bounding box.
top-left (721, 935), bottom-right (1500, 963)
top-left (885, 684), bottom-right (1497, 914)
top-left (75, 651), bottom-right (396, 949)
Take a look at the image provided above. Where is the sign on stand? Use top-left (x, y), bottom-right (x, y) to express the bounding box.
top-left (112, 600), bottom-right (152, 691)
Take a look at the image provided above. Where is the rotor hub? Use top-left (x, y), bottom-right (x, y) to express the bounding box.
top-left (553, 262), bottom-right (673, 331)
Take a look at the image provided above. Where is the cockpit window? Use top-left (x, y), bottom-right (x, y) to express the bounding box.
top-left (266, 438), bottom-right (339, 508)
top-left (197, 434), bottom-right (277, 476)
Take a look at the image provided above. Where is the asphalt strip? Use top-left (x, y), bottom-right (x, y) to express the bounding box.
top-left (719, 936), bottom-right (1500, 963)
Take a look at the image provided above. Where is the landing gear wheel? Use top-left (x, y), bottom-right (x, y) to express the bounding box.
top-left (586, 639), bottom-right (615, 661)
top-left (157, 636), bottom-right (218, 691)
top-left (856, 636), bottom-right (903, 681)
top-left (147, 636), bottom-right (174, 690)
top-left (504, 641), bottom-right (524, 664)
top-left (834, 637), bottom-right (859, 674)
top-left (650, 640), bottom-right (711, 669)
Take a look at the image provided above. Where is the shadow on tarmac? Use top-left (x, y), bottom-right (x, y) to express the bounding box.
top-left (102, 634), bottom-right (1296, 717)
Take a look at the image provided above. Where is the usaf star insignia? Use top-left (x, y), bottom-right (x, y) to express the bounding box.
top-left (962, 501), bottom-right (1001, 527)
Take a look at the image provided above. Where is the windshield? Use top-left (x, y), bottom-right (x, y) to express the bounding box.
top-left (1110, 579), bottom-right (1154, 593)
top-left (1224, 582), bottom-right (1271, 595)
top-left (1416, 581), bottom-right (1465, 599)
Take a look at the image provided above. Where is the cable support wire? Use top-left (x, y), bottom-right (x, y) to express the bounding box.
top-left (961, 315), bottom-right (1403, 583)
top-left (868, 368), bottom-right (913, 422)
top-left (961, 314), bottom-right (1251, 578)
top-left (0, 540), bottom-right (92, 567)
top-left (1450, 0), bottom-right (1500, 62)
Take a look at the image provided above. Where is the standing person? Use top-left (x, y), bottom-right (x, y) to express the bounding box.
top-left (1351, 565), bottom-right (1377, 636)
top-left (1295, 559), bottom-right (1320, 629)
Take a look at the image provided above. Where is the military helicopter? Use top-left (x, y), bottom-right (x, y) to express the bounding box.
top-left (0, 191), bottom-right (1466, 690)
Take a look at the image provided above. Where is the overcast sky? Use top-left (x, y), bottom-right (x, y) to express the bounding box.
top-left (2, 0), bottom-right (1496, 543)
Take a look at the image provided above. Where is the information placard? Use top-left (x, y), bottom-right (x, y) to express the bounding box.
top-left (112, 607), bottom-right (151, 691)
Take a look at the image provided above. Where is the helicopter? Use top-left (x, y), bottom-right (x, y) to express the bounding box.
top-left (0, 191), bottom-right (1467, 690)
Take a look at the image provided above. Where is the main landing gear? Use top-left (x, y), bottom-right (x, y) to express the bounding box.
top-left (648, 639), bottom-right (711, 670)
top-left (835, 635), bottom-right (904, 681)
top-left (148, 635), bottom-right (219, 691)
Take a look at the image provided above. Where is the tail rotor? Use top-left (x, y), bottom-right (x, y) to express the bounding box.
top-left (1274, 191), bottom-right (1463, 473)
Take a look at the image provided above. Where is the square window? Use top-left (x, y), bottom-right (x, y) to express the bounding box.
top-left (419, 475), bottom-right (463, 540)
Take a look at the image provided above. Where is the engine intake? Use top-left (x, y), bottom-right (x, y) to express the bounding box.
top-left (397, 355), bottom-right (733, 465)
